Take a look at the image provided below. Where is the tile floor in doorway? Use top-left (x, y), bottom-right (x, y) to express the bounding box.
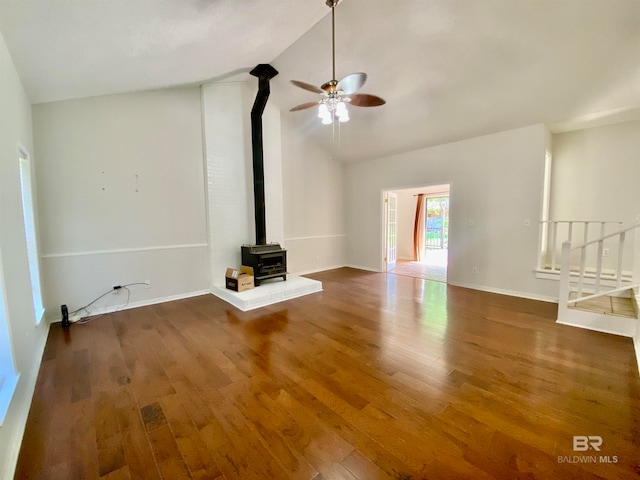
top-left (389, 248), bottom-right (448, 282)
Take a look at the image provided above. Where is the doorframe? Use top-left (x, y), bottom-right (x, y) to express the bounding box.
top-left (382, 191), bottom-right (398, 272)
top-left (380, 182), bottom-right (454, 274)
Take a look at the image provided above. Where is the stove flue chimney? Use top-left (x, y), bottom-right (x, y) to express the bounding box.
top-left (249, 64), bottom-right (278, 246)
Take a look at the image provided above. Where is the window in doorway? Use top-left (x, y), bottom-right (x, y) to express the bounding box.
top-left (540, 150), bottom-right (553, 259)
top-left (425, 196), bottom-right (449, 250)
top-left (19, 147), bottom-right (45, 324)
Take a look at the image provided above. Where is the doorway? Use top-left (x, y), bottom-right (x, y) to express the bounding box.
top-left (383, 184), bottom-right (450, 282)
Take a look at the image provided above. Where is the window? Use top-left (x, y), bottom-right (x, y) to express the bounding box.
top-left (540, 150), bottom-right (553, 255)
top-left (19, 147), bottom-right (44, 324)
top-left (0, 253), bottom-right (20, 426)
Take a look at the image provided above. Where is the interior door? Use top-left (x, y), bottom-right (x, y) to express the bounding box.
top-left (385, 192), bottom-right (398, 271)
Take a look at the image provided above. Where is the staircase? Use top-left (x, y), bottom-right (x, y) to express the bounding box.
top-left (553, 221), bottom-right (640, 374)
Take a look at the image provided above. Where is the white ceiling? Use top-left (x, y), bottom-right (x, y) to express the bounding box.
top-left (1, 0), bottom-right (640, 162)
top-left (0, 0), bottom-right (328, 102)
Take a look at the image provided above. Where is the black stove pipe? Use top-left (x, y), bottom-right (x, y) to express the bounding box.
top-left (249, 64), bottom-right (279, 246)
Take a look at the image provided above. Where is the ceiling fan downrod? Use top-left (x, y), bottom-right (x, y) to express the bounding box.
top-left (327, 0), bottom-right (338, 82)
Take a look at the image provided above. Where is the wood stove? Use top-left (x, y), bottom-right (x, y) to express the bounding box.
top-left (242, 64), bottom-right (287, 286)
top-left (241, 244), bottom-right (286, 286)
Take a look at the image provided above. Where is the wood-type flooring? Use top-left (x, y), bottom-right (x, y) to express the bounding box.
top-left (14, 268), bottom-right (640, 479)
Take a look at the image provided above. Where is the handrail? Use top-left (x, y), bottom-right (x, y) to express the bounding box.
top-left (571, 222), bottom-right (640, 250)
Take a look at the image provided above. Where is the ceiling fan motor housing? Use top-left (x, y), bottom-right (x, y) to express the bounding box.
top-left (321, 80), bottom-right (338, 93)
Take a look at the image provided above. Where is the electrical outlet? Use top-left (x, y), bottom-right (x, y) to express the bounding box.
top-left (602, 248), bottom-right (610, 257)
top-left (524, 218), bottom-right (530, 227)
top-left (472, 267), bottom-right (478, 274)
top-left (145, 280), bottom-right (151, 289)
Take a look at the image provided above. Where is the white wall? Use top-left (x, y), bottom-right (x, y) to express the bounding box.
top-left (0, 30), bottom-right (50, 480)
top-left (280, 117), bottom-right (346, 274)
top-left (551, 121), bottom-right (640, 222)
top-left (550, 121), bottom-right (640, 270)
top-left (32, 87), bottom-right (209, 317)
top-left (345, 124), bottom-right (557, 300)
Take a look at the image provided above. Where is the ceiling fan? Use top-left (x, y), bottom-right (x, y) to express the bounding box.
top-left (289, 0), bottom-right (385, 124)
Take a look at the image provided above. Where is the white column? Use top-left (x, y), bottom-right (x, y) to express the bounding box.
top-left (201, 82), bottom-right (284, 288)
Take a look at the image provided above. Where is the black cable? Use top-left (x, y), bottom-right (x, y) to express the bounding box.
top-left (70, 282), bottom-right (147, 324)
top-left (76, 286), bottom-right (132, 325)
top-left (69, 289), bottom-right (114, 315)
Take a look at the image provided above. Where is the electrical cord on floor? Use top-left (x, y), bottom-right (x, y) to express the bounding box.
top-left (70, 282), bottom-right (147, 324)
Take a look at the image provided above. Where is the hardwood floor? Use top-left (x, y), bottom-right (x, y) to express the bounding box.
top-left (15, 268), bottom-right (640, 479)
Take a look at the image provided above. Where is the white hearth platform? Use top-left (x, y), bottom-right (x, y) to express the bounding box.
top-left (211, 275), bottom-right (322, 312)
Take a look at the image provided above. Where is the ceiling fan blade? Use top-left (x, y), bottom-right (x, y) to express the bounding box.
top-left (337, 72), bottom-right (367, 95)
top-left (290, 80), bottom-right (323, 94)
top-left (289, 101), bottom-right (319, 112)
top-left (348, 93), bottom-right (386, 107)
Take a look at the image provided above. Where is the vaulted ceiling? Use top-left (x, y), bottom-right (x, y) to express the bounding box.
top-left (1, 0), bottom-right (639, 162)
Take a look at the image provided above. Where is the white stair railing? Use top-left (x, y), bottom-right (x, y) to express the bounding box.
top-left (539, 220), bottom-right (624, 272)
top-left (558, 222), bottom-right (640, 307)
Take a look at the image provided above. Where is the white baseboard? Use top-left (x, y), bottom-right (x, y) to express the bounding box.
top-left (292, 265), bottom-right (347, 276)
top-left (49, 290), bottom-right (210, 323)
top-left (447, 281), bottom-right (558, 303)
top-left (345, 264), bottom-right (381, 273)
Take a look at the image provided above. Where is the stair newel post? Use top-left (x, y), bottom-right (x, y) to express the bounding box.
top-left (558, 241), bottom-right (572, 323)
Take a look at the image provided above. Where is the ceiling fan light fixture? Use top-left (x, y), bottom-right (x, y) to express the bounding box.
top-left (318, 103), bottom-right (330, 118)
top-left (288, 0), bottom-right (385, 123)
top-left (335, 101), bottom-right (347, 116)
